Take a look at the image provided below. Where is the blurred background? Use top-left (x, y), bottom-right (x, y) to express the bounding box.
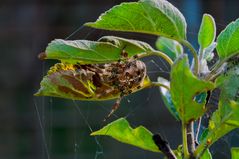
top-left (1, 0), bottom-right (239, 159)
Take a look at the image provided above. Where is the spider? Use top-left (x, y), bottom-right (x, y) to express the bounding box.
top-left (78, 51), bottom-right (147, 120)
top-left (38, 50), bottom-right (148, 120)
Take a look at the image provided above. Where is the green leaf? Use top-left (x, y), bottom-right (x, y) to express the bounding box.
top-left (156, 37), bottom-right (183, 60)
top-left (85, 0), bottom-right (187, 40)
top-left (201, 149), bottom-right (212, 159)
top-left (216, 18), bottom-right (239, 60)
top-left (170, 55), bottom-right (214, 123)
top-left (198, 14), bottom-right (216, 49)
top-left (43, 37), bottom-right (154, 64)
top-left (91, 118), bottom-right (160, 153)
top-left (231, 147), bottom-right (239, 159)
top-left (199, 128), bottom-right (209, 143)
top-left (98, 36), bottom-right (154, 55)
top-left (157, 77), bottom-right (180, 120)
top-left (174, 145), bottom-right (183, 159)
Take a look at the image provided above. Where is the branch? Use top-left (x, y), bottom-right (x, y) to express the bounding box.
top-left (182, 122), bottom-right (196, 159)
top-left (186, 122), bottom-right (196, 159)
top-left (195, 118), bottom-right (202, 145)
top-left (153, 134), bottom-right (177, 159)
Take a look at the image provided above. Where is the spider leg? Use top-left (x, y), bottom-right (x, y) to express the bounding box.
top-left (118, 47), bottom-right (129, 62)
top-left (103, 97), bottom-right (122, 121)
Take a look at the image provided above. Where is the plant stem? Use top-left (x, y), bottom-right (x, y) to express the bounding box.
top-left (198, 48), bottom-right (204, 62)
top-left (186, 122), bottom-right (196, 159)
top-left (198, 48), bottom-right (204, 74)
top-left (205, 59), bottom-right (226, 81)
top-left (151, 82), bottom-right (170, 90)
top-left (137, 51), bottom-right (173, 65)
top-left (180, 40), bottom-right (199, 75)
top-left (195, 118), bottom-right (202, 144)
top-left (182, 123), bottom-right (190, 159)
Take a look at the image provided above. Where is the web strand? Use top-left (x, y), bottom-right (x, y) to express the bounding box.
top-left (34, 100), bottom-right (50, 159)
top-left (72, 100), bottom-right (104, 159)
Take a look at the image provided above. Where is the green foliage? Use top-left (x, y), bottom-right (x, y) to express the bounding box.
top-left (198, 14), bottom-right (216, 50)
top-left (36, 0), bottom-right (239, 158)
top-left (98, 36), bottom-right (154, 54)
top-left (217, 18), bottom-right (239, 60)
top-left (199, 128), bottom-right (209, 143)
top-left (201, 149), bottom-right (212, 159)
top-left (231, 147), bottom-right (239, 159)
top-left (195, 64), bottom-right (239, 156)
top-left (85, 0), bottom-right (187, 40)
top-left (170, 55), bottom-right (214, 123)
top-left (91, 118), bottom-right (160, 153)
top-left (156, 37), bottom-right (183, 60)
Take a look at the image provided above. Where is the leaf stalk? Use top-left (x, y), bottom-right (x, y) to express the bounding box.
top-left (180, 40), bottom-right (199, 75)
top-left (138, 51), bottom-right (173, 65)
top-left (182, 123), bottom-right (190, 159)
top-left (151, 82), bottom-right (170, 90)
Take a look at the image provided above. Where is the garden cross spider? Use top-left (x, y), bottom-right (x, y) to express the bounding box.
top-left (77, 50), bottom-right (147, 121)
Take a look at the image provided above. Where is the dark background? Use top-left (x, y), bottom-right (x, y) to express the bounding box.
top-left (1, 0), bottom-right (239, 159)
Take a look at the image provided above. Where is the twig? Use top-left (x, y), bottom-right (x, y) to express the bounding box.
top-left (153, 134), bottom-right (177, 159)
top-left (186, 122), bottom-right (196, 159)
top-left (195, 118), bottom-right (202, 145)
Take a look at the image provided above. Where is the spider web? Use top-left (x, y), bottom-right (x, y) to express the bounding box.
top-left (33, 1), bottom-right (239, 159)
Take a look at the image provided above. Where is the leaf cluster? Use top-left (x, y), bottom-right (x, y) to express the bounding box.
top-left (36, 0), bottom-right (239, 158)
